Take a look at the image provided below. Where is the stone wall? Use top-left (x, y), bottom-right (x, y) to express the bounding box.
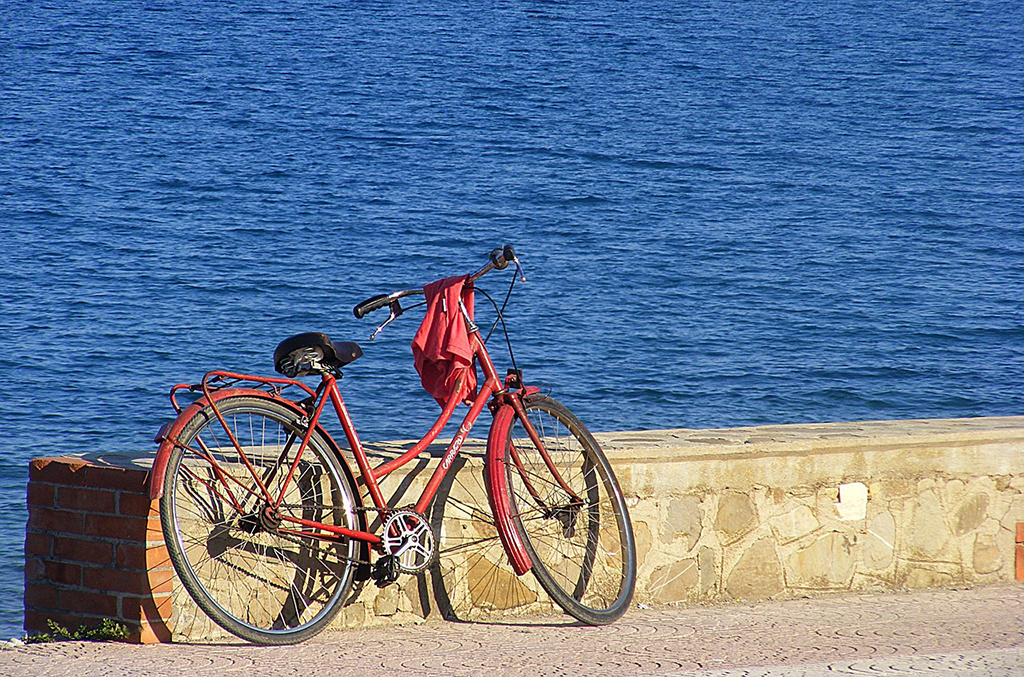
top-left (25, 416), bottom-right (1024, 642)
top-left (610, 417), bottom-right (1024, 605)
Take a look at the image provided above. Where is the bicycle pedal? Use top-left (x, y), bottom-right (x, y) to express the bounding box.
top-left (373, 554), bottom-right (401, 588)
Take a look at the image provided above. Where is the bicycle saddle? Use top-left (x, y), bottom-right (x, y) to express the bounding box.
top-left (274, 332), bottom-right (362, 378)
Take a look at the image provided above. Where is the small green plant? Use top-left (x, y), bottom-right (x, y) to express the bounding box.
top-left (25, 618), bottom-right (130, 644)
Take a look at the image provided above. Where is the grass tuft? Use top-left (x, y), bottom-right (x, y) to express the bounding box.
top-left (25, 618), bottom-right (130, 644)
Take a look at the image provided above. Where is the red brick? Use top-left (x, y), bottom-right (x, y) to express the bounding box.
top-left (30, 457), bottom-right (148, 492)
top-left (24, 583), bottom-right (59, 610)
top-left (44, 560), bottom-right (82, 586)
top-left (28, 507), bottom-right (84, 535)
top-left (27, 482), bottom-right (55, 507)
top-left (134, 619), bottom-right (172, 644)
top-left (1017, 544), bottom-right (1024, 582)
top-left (150, 574), bottom-right (174, 596)
top-left (30, 457), bottom-right (93, 484)
top-left (26, 557), bottom-right (83, 586)
top-left (57, 486), bottom-right (117, 514)
top-left (83, 513), bottom-right (152, 540)
top-left (121, 594), bottom-right (173, 624)
top-left (23, 608), bottom-right (48, 633)
top-left (114, 543), bottom-right (145, 569)
top-left (54, 537), bottom-right (113, 565)
top-left (24, 556), bottom-right (45, 581)
top-left (79, 466), bottom-right (149, 492)
top-left (24, 532), bottom-right (53, 557)
top-left (82, 566), bottom-right (142, 594)
top-left (1016, 523), bottom-right (1024, 544)
top-left (58, 589), bottom-right (118, 618)
top-left (116, 543), bottom-right (172, 570)
top-left (25, 609), bottom-right (85, 635)
top-left (26, 557), bottom-right (82, 585)
top-left (82, 567), bottom-right (172, 595)
top-left (119, 492), bottom-right (158, 517)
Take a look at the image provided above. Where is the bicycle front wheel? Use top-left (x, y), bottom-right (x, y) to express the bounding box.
top-left (495, 393), bottom-right (636, 625)
top-left (160, 396), bottom-right (361, 644)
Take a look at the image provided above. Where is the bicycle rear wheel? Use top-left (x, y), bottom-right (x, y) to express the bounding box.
top-left (494, 393), bottom-right (636, 625)
top-left (160, 396), bottom-right (361, 644)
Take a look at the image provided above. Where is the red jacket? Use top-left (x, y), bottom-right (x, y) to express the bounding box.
top-left (411, 275), bottom-right (477, 406)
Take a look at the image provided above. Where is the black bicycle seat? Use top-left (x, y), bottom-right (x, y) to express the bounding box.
top-left (274, 332), bottom-right (362, 377)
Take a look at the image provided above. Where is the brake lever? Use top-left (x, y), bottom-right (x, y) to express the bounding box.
top-left (512, 255), bottom-right (527, 282)
top-left (370, 301), bottom-right (404, 340)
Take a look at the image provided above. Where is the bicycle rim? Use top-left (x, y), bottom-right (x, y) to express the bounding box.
top-left (161, 396), bottom-right (360, 644)
top-left (502, 394), bottom-right (636, 624)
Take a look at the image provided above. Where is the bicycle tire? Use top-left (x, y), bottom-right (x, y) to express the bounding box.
top-left (494, 393), bottom-right (636, 625)
top-left (160, 395), bottom-right (361, 644)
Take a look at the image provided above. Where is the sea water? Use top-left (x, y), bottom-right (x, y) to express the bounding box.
top-left (1, 0), bottom-right (1021, 638)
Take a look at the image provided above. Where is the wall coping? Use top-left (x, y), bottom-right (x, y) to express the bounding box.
top-left (47, 415), bottom-right (1024, 472)
top-left (596, 415), bottom-right (1024, 462)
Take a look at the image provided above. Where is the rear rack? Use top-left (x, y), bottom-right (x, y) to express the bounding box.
top-left (168, 370), bottom-right (318, 414)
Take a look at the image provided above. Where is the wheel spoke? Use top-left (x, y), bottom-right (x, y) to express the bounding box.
top-left (430, 455), bottom-right (535, 619)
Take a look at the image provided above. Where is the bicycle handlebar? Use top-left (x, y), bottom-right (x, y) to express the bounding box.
top-left (471, 244), bottom-right (517, 282)
top-left (352, 293), bottom-right (394, 319)
top-left (352, 245), bottom-right (519, 319)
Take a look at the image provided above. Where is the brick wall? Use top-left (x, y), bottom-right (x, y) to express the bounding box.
top-left (25, 457), bottom-right (172, 643)
top-left (1017, 523), bottom-right (1024, 582)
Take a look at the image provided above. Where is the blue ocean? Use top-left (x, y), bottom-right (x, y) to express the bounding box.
top-left (1, 0), bottom-right (1022, 639)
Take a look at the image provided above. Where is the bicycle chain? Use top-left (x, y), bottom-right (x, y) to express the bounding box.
top-left (277, 502), bottom-right (390, 515)
top-left (267, 502), bottom-right (399, 568)
top-left (226, 519), bottom-right (371, 567)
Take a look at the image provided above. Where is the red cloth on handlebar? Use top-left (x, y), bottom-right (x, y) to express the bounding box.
top-left (411, 275), bottom-right (477, 407)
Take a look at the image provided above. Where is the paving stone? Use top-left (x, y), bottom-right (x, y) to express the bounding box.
top-left (956, 493), bottom-right (991, 535)
top-left (906, 490), bottom-right (955, 561)
top-left (650, 558), bottom-right (699, 603)
top-left (2, 585), bottom-right (1022, 677)
top-left (834, 482), bottom-right (868, 521)
top-left (770, 504), bottom-right (819, 543)
top-left (973, 532), bottom-right (1003, 575)
top-left (664, 496), bottom-right (703, 548)
top-left (634, 519), bottom-right (654, 562)
top-left (863, 510), bottom-right (895, 571)
top-left (699, 546), bottom-right (717, 595)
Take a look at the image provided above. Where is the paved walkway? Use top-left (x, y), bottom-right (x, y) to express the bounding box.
top-left (2, 585), bottom-right (1023, 676)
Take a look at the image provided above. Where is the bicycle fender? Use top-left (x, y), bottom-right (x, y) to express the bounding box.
top-left (485, 404), bottom-right (533, 576)
top-left (149, 388), bottom-right (321, 501)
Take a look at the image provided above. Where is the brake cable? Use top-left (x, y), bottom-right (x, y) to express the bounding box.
top-left (477, 274), bottom-right (519, 376)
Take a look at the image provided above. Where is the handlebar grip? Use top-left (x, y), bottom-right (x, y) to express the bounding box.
top-left (490, 244), bottom-right (516, 270)
top-left (353, 293), bottom-right (391, 319)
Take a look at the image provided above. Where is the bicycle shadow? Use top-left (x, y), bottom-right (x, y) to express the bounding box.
top-left (339, 440), bottom-right (572, 628)
top-left (424, 453), bottom-right (564, 626)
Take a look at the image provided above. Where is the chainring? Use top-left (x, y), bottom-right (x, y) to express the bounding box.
top-left (381, 509), bottom-right (437, 573)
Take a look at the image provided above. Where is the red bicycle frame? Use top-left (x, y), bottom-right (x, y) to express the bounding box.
top-left (149, 294), bottom-right (579, 570)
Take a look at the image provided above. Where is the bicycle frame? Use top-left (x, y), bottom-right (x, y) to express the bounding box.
top-left (149, 296), bottom-right (575, 566)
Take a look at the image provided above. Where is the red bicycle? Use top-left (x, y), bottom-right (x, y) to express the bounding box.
top-left (149, 246), bottom-right (636, 644)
